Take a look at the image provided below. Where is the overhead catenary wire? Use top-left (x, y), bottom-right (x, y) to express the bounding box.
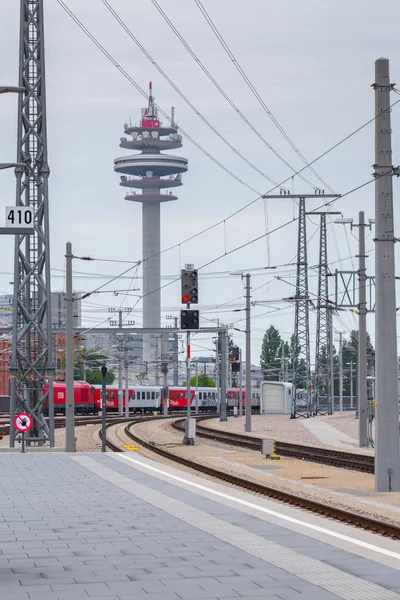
top-left (101, 0), bottom-right (285, 189)
top-left (55, 0), bottom-right (261, 197)
top-left (55, 0), bottom-right (400, 272)
top-left (193, 0), bottom-right (334, 193)
top-left (146, 0), bottom-right (318, 190)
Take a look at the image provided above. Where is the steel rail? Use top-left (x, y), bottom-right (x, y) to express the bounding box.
top-left (123, 419), bottom-right (400, 540)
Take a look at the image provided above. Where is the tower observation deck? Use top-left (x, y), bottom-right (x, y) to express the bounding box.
top-left (114, 83), bottom-right (188, 376)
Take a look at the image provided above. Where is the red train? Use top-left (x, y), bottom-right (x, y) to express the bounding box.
top-left (44, 381), bottom-right (97, 415)
top-left (91, 385), bottom-right (261, 413)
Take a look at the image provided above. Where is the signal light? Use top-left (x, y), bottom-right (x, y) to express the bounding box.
top-left (181, 269), bottom-right (198, 304)
top-left (231, 346), bottom-right (240, 372)
top-left (180, 309), bottom-right (199, 330)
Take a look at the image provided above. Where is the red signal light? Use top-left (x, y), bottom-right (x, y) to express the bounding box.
top-left (182, 294), bottom-right (190, 303)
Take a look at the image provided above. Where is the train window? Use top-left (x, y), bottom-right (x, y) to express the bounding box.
top-left (110, 391), bottom-right (114, 400)
top-left (130, 391), bottom-right (134, 400)
top-left (151, 392), bottom-right (155, 400)
top-left (180, 392), bottom-right (184, 400)
top-left (211, 393), bottom-right (215, 400)
top-left (199, 392), bottom-right (202, 400)
top-left (288, 389), bottom-right (291, 395)
top-left (147, 392), bottom-right (150, 400)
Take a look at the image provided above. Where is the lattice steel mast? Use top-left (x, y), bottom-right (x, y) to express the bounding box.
top-left (312, 212), bottom-right (338, 415)
top-left (9, 0), bottom-right (54, 446)
top-left (291, 198), bottom-right (311, 418)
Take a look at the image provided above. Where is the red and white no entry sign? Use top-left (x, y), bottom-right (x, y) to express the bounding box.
top-left (14, 413), bottom-right (33, 433)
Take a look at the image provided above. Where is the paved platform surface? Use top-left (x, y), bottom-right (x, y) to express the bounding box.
top-left (301, 417), bottom-right (358, 448)
top-left (1, 452), bottom-right (400, 600)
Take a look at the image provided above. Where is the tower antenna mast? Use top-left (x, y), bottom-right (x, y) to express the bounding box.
top-left (9, 0), bottom-right (54, 446)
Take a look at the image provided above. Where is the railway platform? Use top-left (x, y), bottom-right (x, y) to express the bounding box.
top-left (1, 452), bottom-right (400, 600)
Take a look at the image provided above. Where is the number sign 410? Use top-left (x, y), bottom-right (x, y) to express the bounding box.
top-left (6, 206), bottom-right (34, 228)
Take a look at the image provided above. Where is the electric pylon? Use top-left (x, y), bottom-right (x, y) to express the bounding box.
top-left (313, 213), bottom-right (337, 415)
top-left (9, 0), bottom-right (54, 446)
top-left (291, 198), bottom-right (311, 418)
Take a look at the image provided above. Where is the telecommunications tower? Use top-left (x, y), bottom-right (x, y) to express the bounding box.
top-left (114, 83), bottom-right (188, 369)
top-left (9, 0), bottom-right (54, 446)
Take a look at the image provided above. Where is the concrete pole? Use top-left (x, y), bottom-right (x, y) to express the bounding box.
top-left (239, 348), bottom-right (243, 417)
top-left (350, 361), bottom-right (354, 411)
top-left (339, 332), bottom-right (343, 412)
top-left (374, 57), bottom-right (400, 492)
top-left (358, 211), bottom-right (368, 446)
top-left (220, 330), bottom-right (227, 422)
top-left (155, 336), bottom-right (160, 386)
top-left (124, 342), bottom-right (129, 418)
top-left (173, 316), bottom-right (179, 386)
top-left (245, 274), bottom-right (252, 432)
top-left (226, 332), bottom-right (230, 389)
top-left (118, 345), bottom-right (123, 416)
top-left (215, 348), bottom-right (220, 413)
top-left (161, 333), bottom-right (168, 416)
top-left (195, 360), bottom-right (199, 415)
top-left (280, 342), bottom-right (285, 382)
top-left (329, 310), bottom-right (335, 414)
top-left (65, 242), bottom-right (75, 452)
top-left (101, 365), bottom-right (107, 452)
top-left (184, 331), bottom-right (192, 443)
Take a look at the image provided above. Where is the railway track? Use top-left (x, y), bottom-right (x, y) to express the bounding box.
top-left (116, 419), bottom-right (400, 540)
top-left (172, 416), bottom-right (375, 474)
top-left (0, 414), bottom-right (124, 440)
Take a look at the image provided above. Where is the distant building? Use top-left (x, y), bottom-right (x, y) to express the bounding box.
top-left (0, 292), bottom-right (82, 331)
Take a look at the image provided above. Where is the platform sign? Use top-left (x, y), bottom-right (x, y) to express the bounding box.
top-left (6, 206), bottom-right (34, 228)
top-left (14, 413), bottom-right (32, 453)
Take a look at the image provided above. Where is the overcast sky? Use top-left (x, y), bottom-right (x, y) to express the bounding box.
top-left (1, 0), bottom-right (400, 363)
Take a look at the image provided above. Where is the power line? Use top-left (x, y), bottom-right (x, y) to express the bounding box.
top-left (55, 0), bottom-right (400, 273)
top-left (193, 0), bottom-right (334, 192)
top-left (147, 0), bottom-right (317, 190)
top-left (55, 0), bottom-right (262, 196)
top-left (101, 0), bottom-right (283, 189)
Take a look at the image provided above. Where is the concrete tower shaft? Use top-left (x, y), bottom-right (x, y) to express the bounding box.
top-left (114, 83), bottom-right (188, 375)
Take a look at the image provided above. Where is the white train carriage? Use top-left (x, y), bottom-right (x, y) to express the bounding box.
top-left (261, 381), bottom-right (293, 414)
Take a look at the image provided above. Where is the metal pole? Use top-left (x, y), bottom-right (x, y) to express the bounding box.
top-left (245, 274), bottom-right (251, 432)
top-left (124, 342), bottom-right (129, 418)
top-left (183, 330), bottom-right (192, 443)
top-left (350, 362), bottom-right (354, 411)
top-left (220, 330), bottom-right (227, 422)
top-left (358, 211), bottom-right (368, 445)
top-left (280, 342), bottom-right (284, 382)
top-left (239, 348), bottom-right (243, 417)
top-left (339, 332), bottom-right (343, 412)
top-left (162, 333), bottom-right (168, 417)
top-left (173, 317), bottom-right (178, 386)
top-left (195, 360), bottom-right (199, 415)
top-left (101, 365), bottom-right (107, 452)
top-left (215, 346), bottom-right (220, 413)
top-left (118, 311), bottom-right (123, 416)
top-left (329, 310), bottom-right (334, 414)
top-left (226, 331), bottom-right (230, 389)
top-left (65, 242), bottom-right (75, 452)
top-left (374, 57), bottom-right (400, 491)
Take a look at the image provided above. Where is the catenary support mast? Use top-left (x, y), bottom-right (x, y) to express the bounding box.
top-left (9, 0), bottom-right (54, 446)
top-left (312, 212), bottom-right (339, 415)
top-left (291, 198), bottom-right (311, 417)
top-left (373, 57), bottom-right (400, 492)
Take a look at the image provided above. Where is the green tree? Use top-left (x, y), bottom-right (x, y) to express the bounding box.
top-left (338, 330), bottom-right (374, 396)
top-left (182, 375), bottom-right (216, 387)
top-left (85, 370), bottom-right (115, 385)
top-left (260, 326), bottom-right (283, 381)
